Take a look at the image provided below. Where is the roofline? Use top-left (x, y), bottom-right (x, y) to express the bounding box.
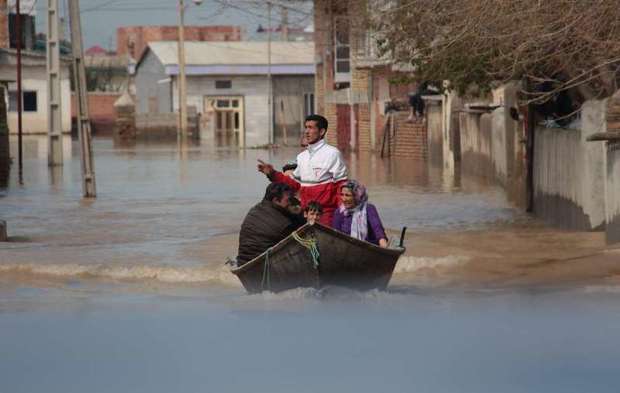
top-left (0, 48), bottom-right (73, 63)
top-left (164, 64), bottom-right (315, 76)
top-left (135, 41), bottom-right (315, 70)
top-left (134, 45), bottom-right (153, 71)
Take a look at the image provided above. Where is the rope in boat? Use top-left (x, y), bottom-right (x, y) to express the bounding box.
top-left (291, 231), bottom-right (320, 269)
top-left (260, 232), bottom-right (319, 292)
top-left (261, 247), bottom-right (272, 291)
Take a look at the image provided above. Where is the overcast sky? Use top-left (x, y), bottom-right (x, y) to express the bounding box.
top-left (33, 0), bottom-right (313, 50)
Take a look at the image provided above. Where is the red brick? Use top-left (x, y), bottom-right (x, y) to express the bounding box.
top-left (117, 25), bottom-right (242, 59)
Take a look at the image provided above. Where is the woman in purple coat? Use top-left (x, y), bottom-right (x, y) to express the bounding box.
top-left (332, 180), bottom-right (389, 248)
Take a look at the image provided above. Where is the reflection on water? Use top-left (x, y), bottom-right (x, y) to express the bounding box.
top-left (0, 136), bottom-right (522, 270)
top-left (0, 149), bottom-right (9, 189)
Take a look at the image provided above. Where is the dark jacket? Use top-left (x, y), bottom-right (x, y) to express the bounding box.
top-left (237, 200), bottom-right (301, 265)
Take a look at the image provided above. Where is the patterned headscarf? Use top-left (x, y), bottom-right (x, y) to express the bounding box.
top-left (339, 180), bottom-right (369, 241)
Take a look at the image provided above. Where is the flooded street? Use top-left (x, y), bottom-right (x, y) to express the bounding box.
top-left (2, 135), bottom-right (620, 392)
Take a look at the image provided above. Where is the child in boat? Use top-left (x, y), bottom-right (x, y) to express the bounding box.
top-left (332, 180), bottom-right (388, 248)
top-left (304, 200), bottom-right (323, 225)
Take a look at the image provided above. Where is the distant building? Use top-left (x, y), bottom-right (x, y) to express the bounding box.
top-left (7, 0), bottom-right (36, 50)
top-left (116, 25), bottom-right (242, 60)
top-left (133, 41), bottom-right (315, 146)
top-left (0, 0), bottom-right (72, 135)
top-left (85, 45), bottom-right (108, 56)
top-left (254, 24), bottom-right (313, 42)
top-left (0, 49), bottom-right (72, 134)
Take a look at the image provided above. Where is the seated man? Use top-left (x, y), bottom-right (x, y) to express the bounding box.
top-left (287, 196), bottom-right (306, 227)
top-left (237, 183), bottom-right (301, 266)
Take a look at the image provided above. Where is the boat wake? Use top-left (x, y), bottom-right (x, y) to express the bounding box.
top-left (0, 263), bottom-right (242, 287)
top-left (0, 255), bottom-right (469, 288)
top-left (394, 255), bottom-right (470, 273)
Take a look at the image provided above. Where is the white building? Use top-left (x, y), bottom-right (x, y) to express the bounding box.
top-left (0, 49), bottom-right (72, 134)
top-left (133, 41), bottom-right (315, 147)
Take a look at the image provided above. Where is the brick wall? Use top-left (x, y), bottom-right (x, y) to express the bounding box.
top-left (387, 112), bottom-right (428, 159)
top-left (325, 102), bottom-right (338, 146)
top-left (358, 103), bottom-right (371, 151)
top-left (0, 0), bottom-right (7, 48)
top-left (117, 25), bottom-right (242, 59)
top-left (352, 69), bottom-right (371, 151)
top-left (71, 93), bottom-right (126, 134)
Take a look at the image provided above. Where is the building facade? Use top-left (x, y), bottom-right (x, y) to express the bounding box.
top-left (313, 0), bottom-right (427, 158)
top-left (133, 41), bottom-right (315, 147)
top-left (0, 0), bottom-right (72, 135)
top-left (0, 49), bottom-right (71, 135)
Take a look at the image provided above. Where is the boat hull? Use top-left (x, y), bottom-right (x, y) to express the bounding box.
top-left (231, 224), bottom-right (405, 293)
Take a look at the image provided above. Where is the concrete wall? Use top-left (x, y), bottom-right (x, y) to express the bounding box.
top-left (273, 75), bottom-right (314, 145)
top-left (606, 142), bottom-right (620, 243)
top-left (533, 99), bottom-right (607, 230)
top-left (177, 75), bottom-right (271, 147)
top-left (6, 65), bottom-right (71, 134)
top-left (426, 101), bottom-right (443, 165)
top-left (459, 111), bottom-right (494, 179)
top-left (135, 51), bottom-right (171, 114)
top-left (455, 83), bottom-right (526, 207)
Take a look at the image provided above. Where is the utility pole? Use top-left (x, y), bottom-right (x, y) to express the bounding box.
top-left (267, 1), bottom-right (272, 145)
top-left (177, 0), bottom-right (187, 138)
top-left (47, 0), bottom-right (63, 166)
top-left (68, 0), bottom-right (96, 198)
top-left (15, 0), bottom-right (22, 170)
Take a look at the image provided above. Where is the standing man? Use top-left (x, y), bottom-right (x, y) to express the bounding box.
top-left (257, 114), bottom-right (348, 226)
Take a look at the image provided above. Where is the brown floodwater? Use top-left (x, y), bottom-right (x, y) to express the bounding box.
top-left (0, 135), bottom-right (616, 290)
top-left (1, 135), bottom-right (620, 393)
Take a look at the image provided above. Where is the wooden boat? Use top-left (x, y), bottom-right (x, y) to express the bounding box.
top-left (230, 223), bottom-right (406, 293)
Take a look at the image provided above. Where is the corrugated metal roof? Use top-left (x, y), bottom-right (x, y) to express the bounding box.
top-left (147, 41), bottom-right (314, 66)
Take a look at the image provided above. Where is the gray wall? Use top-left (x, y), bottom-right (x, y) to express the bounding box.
top-left (459, 112), bottom-right (495, 179)
top-left (273, 75), bottom-right (314, 145)
top-left (426, 102), bottom-right (443, 165)
top-left (606, 142), bottom-right (620, 243)
top-left (135, 51), bottom-right (171, 114)
top-left (178, 74), bottom-right (313, 147)
top-left (454, 84), bottom-right (526, 207)
top-left (533, 99), bottom-right (607, 230)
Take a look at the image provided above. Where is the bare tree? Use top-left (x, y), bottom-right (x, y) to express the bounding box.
top-left (370, 0), bottom-right (620, 104)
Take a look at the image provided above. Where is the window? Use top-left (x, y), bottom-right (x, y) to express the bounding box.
top-left (8, 91), bottom-right (18, 112)
top-left (215, 80), bottom-right (232, 89)
top-left (216, 99), bottom-right (230, 108)
top-left (303, 93), bottom-right (315, 118)
top-left (334, 17), bottom-right (351, 85)
top-left (8, 91), bottom-right (38, 112)
top-left (23, 91), bottom-right (37, 112)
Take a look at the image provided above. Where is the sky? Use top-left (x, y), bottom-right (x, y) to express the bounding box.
top-left (32, 0), bottom-right (313, 50)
